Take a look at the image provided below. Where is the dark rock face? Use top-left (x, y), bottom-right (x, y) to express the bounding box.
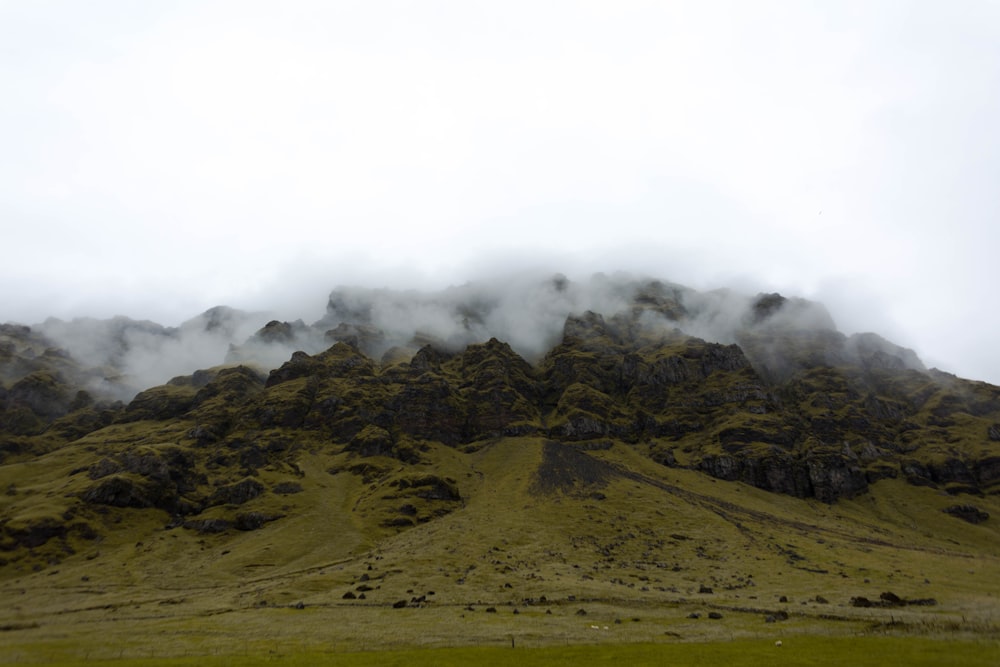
top-left (121, 385), bottom-right (197, 422)
top-left (326, 322), bottom-right (384, 352)
top-left (943, 505), bottom-right (990, 524)
top-left (846, 333), bottom-right (925, 372)
top-left (805, 452), bottom-right (869, 503)
top-left (347, 425), bottom-right (395, 458)
top-left (257, 320), bottom-right (297, 344)
top-left (456, 339), bottom-right (541, 440)
top-left (86, 292), bottom-right (1000, 503)
top-left (975, 457), bottom-right (1000, 487)
top-left (209, 479), bottom-right (265, 506)
top-left (84, 304), bottom-right (1000, 506)
top-left (188, 366), bottom-right (265, 430)
top-left (530, 441), bottom-right (615, 495)
top-left (272, 481), bottom-right (303, 495)
top-left (90, 452), bottom-right (170, 482)
top-left (82, 446), bottom-right (202, 513)
top-left (409, 345), bottom-right (452, 373)
top-left (83, 476), bottom-right (164, 509)
top-left (697, 450), bottom-right (867, 502)
top-left (900, 453), bottom-right (1000, 494)
top-left (927, 458), bottom-right (977, 488)
top-left (3, 518), bottom-right (67, 548)
top-left (0, 517), bottom-right (97, 553)
top-left (750, 293), bottom-right (788, 324)
top-left (549, 384), bottom-right (635, 441)
top-left (235, 511), bottom-right (283, 531)
top-left (8, 279), bottom-right (1000, 515)
top-left (390, 475), bottom-right (461, 502)
top-left (390, 375), bottom-right (464, 446)
top-left (266, 343), bottom-right (376, 388)
top-left (183, 518), bottom-right (231, 534)
top-left (7, 372), bottom-right (71, 419)
top-left (266, 351), bottom-right (324, 387)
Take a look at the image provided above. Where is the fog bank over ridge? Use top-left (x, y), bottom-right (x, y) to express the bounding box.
top-left (314, 273), bottom-right (840, 361)
top-left (21, 272), bottom-right (932, 400)
top-left (4, 2), bottom-right (999, 398)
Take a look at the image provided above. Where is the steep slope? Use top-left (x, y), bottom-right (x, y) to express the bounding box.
top-left (0, 436), bottom-right (997, 658)
top-left (3, 285), bottom-right (999, 568)
top-left (1, 275), bottom-right (998, 657)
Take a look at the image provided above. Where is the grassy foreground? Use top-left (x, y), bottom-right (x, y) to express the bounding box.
top-left (3, 440), bottom-right (998, 664)
top-left (11, 637), bottom-right (999, 667)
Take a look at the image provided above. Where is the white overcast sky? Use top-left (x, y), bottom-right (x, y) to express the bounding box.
top-left (2, 1), bottom-right (999, 383)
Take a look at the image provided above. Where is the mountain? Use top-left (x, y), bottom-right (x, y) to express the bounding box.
top-left (1, 275), bottom-right (998, 657)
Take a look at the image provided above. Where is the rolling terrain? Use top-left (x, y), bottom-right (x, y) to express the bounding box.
top-left (1, 276), bottom-right (998, 661)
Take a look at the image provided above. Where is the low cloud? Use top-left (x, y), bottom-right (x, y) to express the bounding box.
top-left (24, 270), bottom-right (931, 402)
top-left (36, 308), bottom-right (270, 400)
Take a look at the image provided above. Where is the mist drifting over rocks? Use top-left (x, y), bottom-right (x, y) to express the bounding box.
top-left (8, 272), bottom-right (927, 401)
top-left (33, 307), bottom-right (271, 400)
top-left (313, 273), bottom-right (924, 381)
top-left (313, 273), bottom-right (833, 359)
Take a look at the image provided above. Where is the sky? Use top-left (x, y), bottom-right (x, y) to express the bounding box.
top-left (2, 0), bottom-right (999, 384)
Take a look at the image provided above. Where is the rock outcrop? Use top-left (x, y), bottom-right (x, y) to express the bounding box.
top-left (4, 276), bottom-right (1000, 520)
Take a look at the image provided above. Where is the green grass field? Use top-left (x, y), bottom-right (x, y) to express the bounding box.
top-left (9, 637), bottom-right (1000, 667)
top-left (3, 439), bottom-right (999, 664)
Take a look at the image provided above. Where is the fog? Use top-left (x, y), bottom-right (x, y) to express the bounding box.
top-left (36, 308), bottom-right (269, 399)
top-left (22, 269), bottom-right (926, 400)
top-left (2, 2), bottom-right (999, 385)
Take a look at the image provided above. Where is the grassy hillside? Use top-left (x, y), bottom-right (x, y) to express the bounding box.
top-left (2, 437), bottom-right (998, 662)
top-left (2, 284), bottom-right (1000, 662)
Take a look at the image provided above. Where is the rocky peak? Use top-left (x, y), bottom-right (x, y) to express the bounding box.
top-left (630, 280), bottom-right (688, 320)
top-left (410, 345), bottom-right (453, 373)
top-left (255, 320), bottom-right (298, 344)
top-left (561, 311), bottom-right (613, 345)
top-left (845, 333), bottom-right (925, 372)
top-left (7, 273), bottom-right (996, 509)
top-left (747, 292), bottom-right (837, 331)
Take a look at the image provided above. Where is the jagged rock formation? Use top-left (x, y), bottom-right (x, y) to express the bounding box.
top-left (2, 275), bottom-right (999, 568)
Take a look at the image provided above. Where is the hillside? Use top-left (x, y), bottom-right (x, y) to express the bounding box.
top-left (1, 276), bottom-right (998, 659)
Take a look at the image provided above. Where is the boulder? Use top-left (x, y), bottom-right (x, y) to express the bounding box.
top-left (235, 511), bottom-right (282, 531)
top-left (209, 478), bottom-right (265, 506)
top-left (346, 425), bottom-right (395, 458)
top-left (183, 518), bottom-right (232, 534)
top-left (83, 476), bottom-right (172, 510)
top-left (7, 371), bottom-right (71, 419)
top-left (943, 504), bottom-right (990, 524)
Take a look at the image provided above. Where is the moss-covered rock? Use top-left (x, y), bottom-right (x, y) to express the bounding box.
top-left (120, 384), bottom-right (198, 422)
top-left (346, 424), bottom-right (395, 458)
top-left (7, 371), bottom-right (72, 420)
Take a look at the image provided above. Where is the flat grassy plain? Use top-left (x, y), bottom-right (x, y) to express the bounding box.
top-left (2, 438), bottom-right (999, 664)
top-left (7, 638), bottom-right (1000, 667)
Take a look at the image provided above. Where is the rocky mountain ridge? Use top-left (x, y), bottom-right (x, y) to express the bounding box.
top-left (1, 275), bottom-right (998, 571)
